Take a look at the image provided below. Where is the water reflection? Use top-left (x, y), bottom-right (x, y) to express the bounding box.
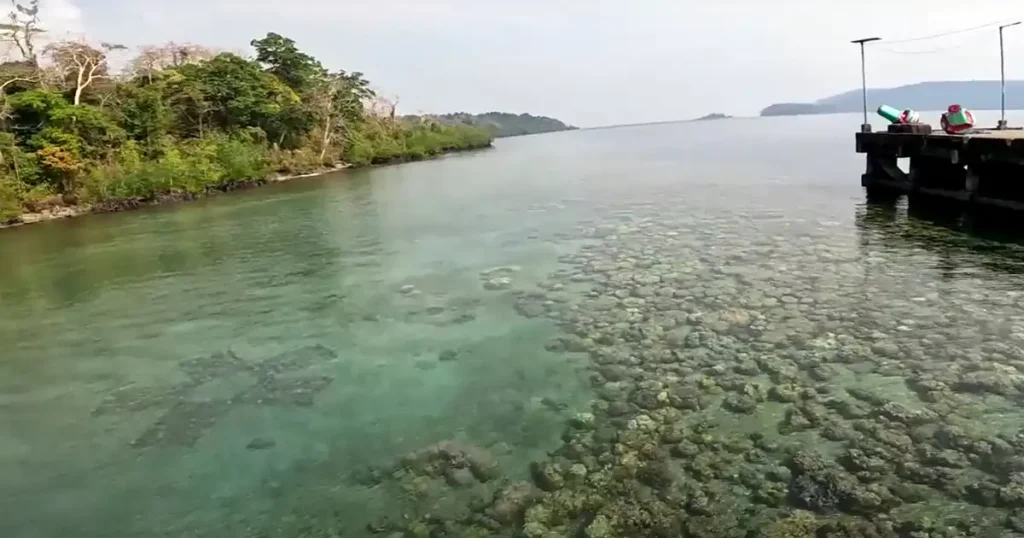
top-left (857, 195), bottom-right (1024, 279)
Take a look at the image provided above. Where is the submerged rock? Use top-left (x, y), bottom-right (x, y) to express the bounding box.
top-left (451, 313), bottom-right (477, 324)
top-left (489, 482), bottom-right (537, 525)
top-left (723, 393), bottom-right (760, 414)
top-left (768, 383), bottom-right (802, 403)
top-left (571, 412), bottom-right (596, 429)
top-left (761, 511), bottom-right (821, 538)
top-left (585, 514), bottom-right (614, 538)
top-left (480, 266), bottom-right (522, 277)
top-left (530, 461), bottom-right (564, 491)
top-left (444, 467), bottom-right (477, 488)
top-left (363, 213), bottom-right (1024, 538)
top-left (484, 277), bottom-right (512, 291)
top-left (246, 437), bottom-right (276, 450)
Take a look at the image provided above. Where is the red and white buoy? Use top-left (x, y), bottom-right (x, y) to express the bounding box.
top-left (940, 104), bottom-right (975, 134)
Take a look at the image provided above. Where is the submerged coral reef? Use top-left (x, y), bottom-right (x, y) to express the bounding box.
top-left (370, 214), bottom-right (1024, 537)
top-left (93, 345), bottom-right (337, 448)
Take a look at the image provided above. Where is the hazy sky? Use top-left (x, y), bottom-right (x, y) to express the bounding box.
top-left (36, 0), bottom-right (1024, 126)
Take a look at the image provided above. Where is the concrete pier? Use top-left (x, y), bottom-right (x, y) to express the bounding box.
top-left (856, 127), bottom-right (1024, 210)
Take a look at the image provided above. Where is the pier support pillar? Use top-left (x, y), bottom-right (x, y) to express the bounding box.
top-left (965, 168), bottom-right (980, 201)
top-left (862, 155), bottom-right (907, 196)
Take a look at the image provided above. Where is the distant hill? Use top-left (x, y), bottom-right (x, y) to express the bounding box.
top-left (760, 81), bottom-right (1024, 117)
top-left (406, 112), bottom-right (577, 138)
top-left (760, 103), bottom-right (838, 117)
top-left (691, 113), bottom-right (732, 121)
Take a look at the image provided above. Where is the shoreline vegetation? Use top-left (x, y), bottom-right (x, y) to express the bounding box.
top-left (417, 112), bottom-right (578, 138)
top-left (1, 144), bottom-right (491, 229)
top-left (0, 1), bottom-right (496, 229)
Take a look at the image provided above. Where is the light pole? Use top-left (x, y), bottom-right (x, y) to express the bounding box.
top-left (999, 21), bottom-right (1021, 130)
top-left (852, 37), bottom-right (882, 133)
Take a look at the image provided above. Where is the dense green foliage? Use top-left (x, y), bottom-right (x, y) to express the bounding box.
top-left (0, 10), bottom-right (491, 222)
top-left (407, 111), bottom-right (577, 138)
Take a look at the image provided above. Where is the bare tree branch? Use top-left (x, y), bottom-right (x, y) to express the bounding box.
top-left (0, 72), bottom-right (34, 91)
top-left (128, 42), bottom-right (218, 82)
top-left (44, 40), bottom-right (118, 105)
top-left (0, 0), bottom-right (42, 63)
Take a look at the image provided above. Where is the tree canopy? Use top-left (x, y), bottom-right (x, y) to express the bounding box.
top-left (0, 3), bottom-right (492, 222)
top-left (414, 112), bottom-right (577, 138)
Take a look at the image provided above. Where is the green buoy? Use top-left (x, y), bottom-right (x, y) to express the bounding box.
top-left (877, 105), bottom-right (902, 123)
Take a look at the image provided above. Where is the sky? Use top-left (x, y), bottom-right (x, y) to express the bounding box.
top-left (31, 0), bottom-right (1024, 127)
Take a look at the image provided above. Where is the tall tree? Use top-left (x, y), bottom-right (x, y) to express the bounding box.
top-left (116, 80), bottom-right (172, 141)
top-left (168, 73), bottom-right (212, 138)
top-left (309, 70), bottom-right (374, 159)
top-left (45, 40), bottom-right (126, 105)
top-left (129, 46), bottom-right (168, 84)
top-left (129, 42), bottom-right (217, 83)
top-left (250, 32), bottom-right (324, 94)
top-left (166, 42), bottom-right (217, 67)
top-left (0, 0), bottom-right (42, 64)
top-left (182, 53), bottom-right (298, 139)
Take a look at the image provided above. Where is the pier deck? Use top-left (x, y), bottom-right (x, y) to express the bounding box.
top-left (856, 127), bottom-right (1024, 211)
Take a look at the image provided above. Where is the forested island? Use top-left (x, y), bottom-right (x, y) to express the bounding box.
top-left (760, 103), bottom-right (838, 117)
top-left (408, 112), bottom-right (577, 138)
top-left (0, 1), bottom-right (494, 225)
top-left (691, 113), bottom-right (732, 121)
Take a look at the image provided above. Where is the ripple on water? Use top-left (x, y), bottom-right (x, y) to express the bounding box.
top-left (7, 128), bottom-right (1024, 537)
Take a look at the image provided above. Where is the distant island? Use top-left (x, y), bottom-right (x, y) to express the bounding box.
top-left (761, 103), bottom-right (838, 117)
top-left (407, 112), bottom-right (578, 138)
top-left (761, 80), bottom-right (1024, 117)
top-left (691, 113), bottom-right (732, 121)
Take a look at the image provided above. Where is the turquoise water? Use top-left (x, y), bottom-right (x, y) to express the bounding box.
top-left (5, 113), bottom-right (1024, 537)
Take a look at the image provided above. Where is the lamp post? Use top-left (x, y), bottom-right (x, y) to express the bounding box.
top-left (852, 37), bottom-right (882, 133)
top-left (998, 21), bottom-right (1021, 130)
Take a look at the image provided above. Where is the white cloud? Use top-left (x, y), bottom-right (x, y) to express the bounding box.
top-left (0, 0), bottom-right (82, 61)
top-left (25, 0), bottom-right (1024, 126)
top-left (39, 0), bottom-right (83, 36)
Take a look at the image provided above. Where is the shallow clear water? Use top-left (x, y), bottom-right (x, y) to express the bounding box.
top-left (5, 113), bottom-right (1024, 537)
